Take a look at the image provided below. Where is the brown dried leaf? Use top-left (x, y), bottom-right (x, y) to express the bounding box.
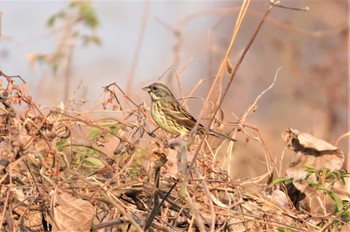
top-left (282, 128), bottom-right (345, 213)
top-left (226, 59), bottom-right (233, 75)
top-left (270, 189), bottom-right (291, 210)
top-left (12, 203), bottom-right (44, 231)
top-left (52, 191), bottom-right (95, 232)
top-left (283, 128), bottom-right (344, 181)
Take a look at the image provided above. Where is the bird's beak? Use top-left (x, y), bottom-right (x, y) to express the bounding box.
top-left (142, 86), bottom-right (151, 92)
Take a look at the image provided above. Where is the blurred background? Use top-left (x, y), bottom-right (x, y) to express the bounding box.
top-left (0, 0), bottom-right (348, 177)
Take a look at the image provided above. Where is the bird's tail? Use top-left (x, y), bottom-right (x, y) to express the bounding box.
top-left (208, 130), bottom-right (237, 142)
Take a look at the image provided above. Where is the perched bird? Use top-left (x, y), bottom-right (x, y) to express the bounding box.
top-left (142, 83), bottom-right (236, 142)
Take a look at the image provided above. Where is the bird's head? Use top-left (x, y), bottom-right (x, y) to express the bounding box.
top-left (142, 83), bottom-right (175, 101)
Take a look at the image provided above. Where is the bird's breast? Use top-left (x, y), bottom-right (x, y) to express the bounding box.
top-left (151, 101), bottom-right (188, 135)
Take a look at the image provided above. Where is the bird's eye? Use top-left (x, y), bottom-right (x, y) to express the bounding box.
top-left (152, 86), bottom-right (158, 91)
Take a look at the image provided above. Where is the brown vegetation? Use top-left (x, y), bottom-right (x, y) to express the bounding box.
top-left (0, 0), bottom-right (349, 231)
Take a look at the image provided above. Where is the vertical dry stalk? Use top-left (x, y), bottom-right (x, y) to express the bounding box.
top-left (126, 1), bottom-right (150, 94)
top-left (0, 11), bottom-right (2, 38)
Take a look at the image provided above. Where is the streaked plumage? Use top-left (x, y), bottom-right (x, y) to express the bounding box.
top-left (142, 83), bottom-right (236, 142)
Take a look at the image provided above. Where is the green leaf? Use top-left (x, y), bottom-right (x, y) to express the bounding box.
top-left (82, 34), bottom-right (101, 46)
top-left (341, 210), bottom-right (350, 222)
top-left (56, 139), bottom-right (68, 151)
top-left (328, 191), bottom-right (344, 212)
top-left (272, 177), bottom-right (293, 185)
top-left (47, 15), bottom-right (57, 27)
top-left (315, 185), bottom-right (329, 192)
top-left (276, 228), bottom-right (295, 232)
top-left (130, 169), bottom-right (140, 176)
top-left (319, 167), bottom-right (330, 176)
top-left (304, 165), bottom-right (317, 173)
top-left (88, 128), bottom-right (102, 139)
top-left (84, 156), bottom-right (104, 168)
top-left (109, 124), bottom-right (120, 133)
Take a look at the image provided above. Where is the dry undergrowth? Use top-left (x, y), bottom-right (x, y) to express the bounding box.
top-left (0, 71), bottom-right (349, 232)
top-left (0, 1), bottom-right (348, 231)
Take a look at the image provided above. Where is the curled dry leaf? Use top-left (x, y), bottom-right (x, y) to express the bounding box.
top-left (270, 189), bottom-right (291, 210)
top-left (226, 59), bottom-right (233, 75)
top-left (283, 128), bottom-right (344, 181)
top-left (52, 191), bottom-right (95, 232)
top-left (282, 128), bottom-right (345, 213)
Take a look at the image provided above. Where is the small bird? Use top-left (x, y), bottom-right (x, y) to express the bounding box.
top-left (142, 83), bottom-right (236, 142)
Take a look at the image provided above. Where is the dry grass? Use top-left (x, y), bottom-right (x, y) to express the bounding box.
top-left (0, 67), bottom-right (349, 231)
top-left (0, 1), bottom-right (348, 231)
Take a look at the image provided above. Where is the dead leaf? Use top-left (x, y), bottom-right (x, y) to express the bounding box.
top-left (283, 128), bottom-right (344, 181)
top-left (227, 59), bottom-right (233, 75)
top-left (282, 128), bottom-right (345, 214)
top-left (270, 189), bottom-right (291, 210)
top-left (52, 190), bottom-right (95, 232)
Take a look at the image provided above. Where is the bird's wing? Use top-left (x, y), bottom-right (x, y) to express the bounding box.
top-left (162, 101), bottom-right (199, 131)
